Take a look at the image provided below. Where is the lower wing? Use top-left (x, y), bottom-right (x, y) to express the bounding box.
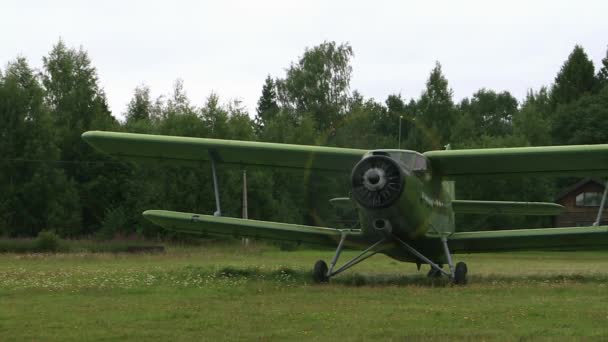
top-left (448, 226), bottom-right (608, 253)
top-left (452, 200), bottom-right (565, 215)
top-left (143, 210), bottom-right (361, 247)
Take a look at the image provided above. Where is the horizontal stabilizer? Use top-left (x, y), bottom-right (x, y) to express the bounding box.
top-left (329, 197), bottom-right (356, 210)
top-left (448, 226), bottom-right (608, 253)
top-left (143, 210), bottom-right (361, 246)
top-left (452, 200), bottom-right (565, 216)
top-left (82, 131), bottom-right (366, 172)
top-left (425, 144), bottom-right (608, 177)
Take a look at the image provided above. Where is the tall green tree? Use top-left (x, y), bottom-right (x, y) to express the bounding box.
top-left (513, 88), bottom-right (552, 146)
top-left (597, 46), bottom-right (608, 89)
top-left (550, 45), bottom-right (596, 108)
top-left (379, 94), bottom-right (409, 144)
top-left (125, 85), bottom-right (152, 123)
top-left (200, 93), bottom-right (229, 138)
top-left (42, 41), bottom-right (125, 234)
top-left (334, 97), bottom-right (394, 149)
top-left (254, 76), bottom-right (279, 134)
top-left (43, 41), bottom-right (117, 159)
top-left (415, 62), bottom-right (455, 149)
top-left (0, 58), bottom-right (80, 236)
top-left (552, 86), bottom-right (608, 145)
top-left (276, 41), bottom-right (353, 131)
top-left (459, 89), bottom-right (517, 138)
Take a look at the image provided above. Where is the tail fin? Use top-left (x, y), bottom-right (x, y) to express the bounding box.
top-left (442, 144), bottom-right (456, 200)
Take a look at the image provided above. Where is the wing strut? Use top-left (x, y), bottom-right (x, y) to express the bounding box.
top-left (390, 233), bottom-right (468, 284)
top-left (440, 236), bottom-right (455, 277)
top-left (209, 152), bottom-right (221, 216)
top-left (593, 179), bottom-right (608, 226)
top-left (391, 234), bottom-right (450, 278)
top-left (326, 237), bottom-right (387, 278)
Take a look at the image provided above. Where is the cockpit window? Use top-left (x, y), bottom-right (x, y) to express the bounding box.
top-left (368, 150), bottom-right (430, 173)
top-left (413, 154), bottom-right (428, 171)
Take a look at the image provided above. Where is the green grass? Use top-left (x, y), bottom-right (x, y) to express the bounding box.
top-left (1, 243), bottom-right (608, 340)
top-left (0, 237), bottom-right (164, 253)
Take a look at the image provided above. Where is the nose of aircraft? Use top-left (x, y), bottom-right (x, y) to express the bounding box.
top-left (363, 168), bottom-right (386, 191)
top-left (351, 155), bottom-right (404, 209)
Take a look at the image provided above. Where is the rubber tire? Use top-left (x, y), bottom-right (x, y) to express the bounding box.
top-left (453, 262), bottom-right (468, 285)
top-left (312, 260), bottom-right (329, 283)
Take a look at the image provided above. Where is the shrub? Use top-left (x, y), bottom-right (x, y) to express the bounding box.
top-left (35, 230), bottom-right (61, 252)
top-left (97, 207), bottom-right (128, 241)
top-left (0, 239), bottom-right (36, 253)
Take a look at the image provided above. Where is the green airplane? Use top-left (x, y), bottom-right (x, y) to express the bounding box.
top-left (82, 131), bottom-right (608, 285)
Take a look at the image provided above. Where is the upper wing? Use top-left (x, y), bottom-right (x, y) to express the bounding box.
top-left (82, 131), bottom-right (366, 172)
top-left (143, 210), bottom-right (361, 246)
top-left (424, 144), bottom-right (608, 177)
top-left (447, 226), bottom-right (608, 253)
top-left (452, 200), bottom-right (565, 216)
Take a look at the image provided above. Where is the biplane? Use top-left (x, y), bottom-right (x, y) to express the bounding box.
top-left (82, 131), bottom-right (608, 284)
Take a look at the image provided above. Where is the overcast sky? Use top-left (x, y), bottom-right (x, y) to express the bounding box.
top-left (2, 0), bottom-right (607, 120)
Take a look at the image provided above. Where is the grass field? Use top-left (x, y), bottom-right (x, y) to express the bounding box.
top-left (1, 243), bottom-right (608, 341)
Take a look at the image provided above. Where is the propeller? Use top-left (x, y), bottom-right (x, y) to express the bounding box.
top-left (351, 155), bottom-right (404, 209)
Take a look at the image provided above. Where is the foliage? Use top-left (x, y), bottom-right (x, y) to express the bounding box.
top-left (0, 237), bottom-right (163, 253)
top-left (254, 75), bottom-right (279, 133)
top-left (125, 85), bottom-right (152, 123)
top-left (552, 86), bottom-right (608, 145)
top-left (550, 45), bottom-right (597, 108)
top-left (275, 41), bottom-right (353, 131)
top-left (513, 88), bottom-right (552, 146)
top-left (1, 40), bottom-right (608, 238)
top-left (35, 230), bottom-right (61, 252)
top-left (414, 62), bottom-right (456, 150)
top-left (458, 88), bottom-right (517, 138)
top-left (97, 206), bottom-right (128, 240)
top-left (597, 47), bottom-right (608, 89)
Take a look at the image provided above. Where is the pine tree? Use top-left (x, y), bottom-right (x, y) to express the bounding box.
top-left (550, 45), bottom-right (596, 108)
top-left (254, 76), bottom-right (279, 133)
top-left (416, 62), bottom-right (455, 148)
top-left (597, 46), bottom-right (608, 89)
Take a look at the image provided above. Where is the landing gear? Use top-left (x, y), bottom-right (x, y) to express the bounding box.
top-left (453, 262), bottom-right (468, 285)
top-left (392, 234), bottom-right (469, 285)
top-left (427, 265), bottom-right (444, 278)
top-left (311, 232), bottom-right (387, 284)
top-left (312, 260), bottom-right (329, 283)
top-left (312, 229), bottom-right (469, 286)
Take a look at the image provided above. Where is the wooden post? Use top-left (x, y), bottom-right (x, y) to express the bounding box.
top-left (242, 169), bottom-right (249, 246)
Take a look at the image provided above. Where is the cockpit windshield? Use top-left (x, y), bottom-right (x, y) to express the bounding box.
top-left (367, 150), bottom-right (429, 173)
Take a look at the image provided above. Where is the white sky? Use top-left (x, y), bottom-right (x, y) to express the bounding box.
top-left (2, 0), bottom-right (607, 120)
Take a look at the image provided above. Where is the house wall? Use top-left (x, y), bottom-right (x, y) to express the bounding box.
top-left (555, 182), bottom-right (608, 227)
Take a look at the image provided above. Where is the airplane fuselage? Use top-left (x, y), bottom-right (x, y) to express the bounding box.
top-left (350, 150), bottom-right (455, 263)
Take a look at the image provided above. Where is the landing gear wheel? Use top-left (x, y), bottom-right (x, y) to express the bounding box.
top-left (453, 262), bottom-right (468, 285)
top-left (427, 266), bottom-right (443, 278)
top-left (312, 260), bottom-right (329, 283)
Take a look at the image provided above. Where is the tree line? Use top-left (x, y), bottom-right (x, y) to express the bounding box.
top-left (1, 40), bottom-right (608, 238)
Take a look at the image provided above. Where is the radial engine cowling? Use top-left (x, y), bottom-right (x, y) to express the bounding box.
top-left (351, 155), bottom-right (405, 209)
